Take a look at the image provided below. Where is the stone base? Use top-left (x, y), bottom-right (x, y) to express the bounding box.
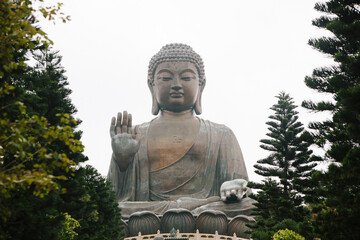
top-left (125, 229), bottom-right (250, 240)
top-left (124, 209), bottom-right (255, 239)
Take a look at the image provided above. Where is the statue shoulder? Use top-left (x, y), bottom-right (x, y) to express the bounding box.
top-left (137, 121), bottom-right (150, 129)
top-left (200, 118), bottom-right (235, 136)
top-left (134, 121), bottom-right (151, 135)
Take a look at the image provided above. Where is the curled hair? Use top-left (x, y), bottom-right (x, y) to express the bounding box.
top-left (148, 43), bottom-right (205, 86)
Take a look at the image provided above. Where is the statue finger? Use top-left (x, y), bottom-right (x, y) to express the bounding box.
top-left (220, 190), bottom-right (226, 201)
top-left (225, 190), bottom-right (231, 198)
top-left (231, 189), bottom-right (237, 195)
top-left (238, 189), bottom-right (247, 199)
top-left (122, 111), bottom-right (128, 133)
top-left (128, 113), bottom-right (132, 134)
top-left (116, 112), bottom-right (122, 134)
top-left (110, 117), bottom-right (116, 137)
top-left (236, 189), bottom-right (244, 199)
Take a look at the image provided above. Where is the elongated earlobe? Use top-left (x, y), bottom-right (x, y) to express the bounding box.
top-left (148, 80), bottom-right (160, 115)
top-left (152, 94), bottom-right (160, 115)
top-left (194, 94), bottom-right (202, 115)
top-left (194, 79), bottom-right (206, 115)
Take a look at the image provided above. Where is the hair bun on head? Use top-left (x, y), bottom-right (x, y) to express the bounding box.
top-left (148, 43), bottom-right (205, 86)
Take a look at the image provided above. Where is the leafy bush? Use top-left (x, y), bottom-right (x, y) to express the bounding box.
top-left (272, 229), bottom-right (305, 240)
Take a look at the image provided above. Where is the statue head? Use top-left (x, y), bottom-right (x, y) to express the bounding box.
top-left (148, 43), bottom-right (206, 115)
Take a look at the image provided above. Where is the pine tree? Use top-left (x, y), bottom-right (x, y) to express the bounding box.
top-left (1, 49), bottom-right (86, 239)
top-left (249, 179), bottom-right (284, 240)
top-left (15, 49), bottom-right (124, 239)
top-left (2, 49), bottom-right (125, 239)
top-left (302, 1), bottom-right (360, 239)
top-left (76, 166), bottom-right (125, 240)
top-left (249, 92), bottom-right (317, 240)
top-left (0, 2), bottom-right (84, 239)
top-left (18, 49), bottom-right (87, 166)
top-left (18, 50), bottom-right (76, 123)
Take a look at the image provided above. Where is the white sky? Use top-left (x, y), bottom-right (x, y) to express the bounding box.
top-left (41, 0), bottom-right (334, 183)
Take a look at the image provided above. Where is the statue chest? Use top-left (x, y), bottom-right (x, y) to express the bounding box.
top-left (147, 118), bottom-right (200, 172)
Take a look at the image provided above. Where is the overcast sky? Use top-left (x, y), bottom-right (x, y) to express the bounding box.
top-left (41, 0), bottom-right (334, 183)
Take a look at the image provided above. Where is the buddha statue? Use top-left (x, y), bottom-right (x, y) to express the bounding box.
top-left (107, 43), bottom-right (254, 219)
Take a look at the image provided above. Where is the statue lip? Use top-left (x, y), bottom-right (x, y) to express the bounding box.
top-left (169, 91), bottom-right (184, 97)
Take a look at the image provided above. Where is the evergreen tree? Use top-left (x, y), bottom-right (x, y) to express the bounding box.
top-left (58, 165), bottom-right (125, 240)
top-left (57, 166), bottom-right (125, 240)
top-left (19, 49), bottom-right (77, 124)
top-left (0, 3), bottom-right (82, 238)
top-left (74, 166), bottom-right (125, 240)
top-left (0, 0), bottom-right (76, 205)
top-left (1, 49), bottom-right (86, 239)
top-left (249, 92), bottom-right (317, 240)
top-left (0, 1), bottom-right (91, 239)
top-left (4, 49), bottom-right (124, 239)
top-left (249, 179), bottom-right (285, 240)
top-left (302, 1), bottom-right (360, 239)
top-left (17, 49), bottom-right (87, 166)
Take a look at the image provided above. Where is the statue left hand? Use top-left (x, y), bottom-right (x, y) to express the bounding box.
top-left (220, 179), bottom-right (248, 202)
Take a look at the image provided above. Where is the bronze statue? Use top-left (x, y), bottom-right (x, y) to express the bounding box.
top-left (108, 43), bottom-right (254, 218)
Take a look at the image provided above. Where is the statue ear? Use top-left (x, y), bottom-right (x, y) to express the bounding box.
top-left (148, 80), bottom-right (160, 115)
top-left (151, 93), bottom-right (160, 115)
top-left (194, 78), bottom-right (206, 115)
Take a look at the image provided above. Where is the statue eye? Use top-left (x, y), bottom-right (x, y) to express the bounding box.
top-left (181, 71), bottom-right (196, 81)
top-left (161, 77), bottom-right (172, 81)
top-left (181, 77), bottom-right (192, 81)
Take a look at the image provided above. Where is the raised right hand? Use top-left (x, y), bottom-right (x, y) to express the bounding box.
top-left (110, 111), bottom-right (140, 171)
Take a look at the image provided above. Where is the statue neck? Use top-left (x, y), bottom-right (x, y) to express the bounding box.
top-left (159, 109), bottom-right (196, 119)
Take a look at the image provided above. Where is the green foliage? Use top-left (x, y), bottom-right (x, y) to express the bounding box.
top-left (0, 1), bottom-right (123, 240)
top-left (59, 213), bottom-right (80, 240)
top-left (250, 218), bottom-right (304, 240)
top-left (13, 49), bottom-right (87, 167)
top-left (0, 0), bottom-right (76, 212)
top-left (0, 0), bottom-right (69, 78)
top-left (0, 83), bottom-right (82, 217)
top-left (249, 92), bottom-right (316, 239)
top-left (6, 48), bottom-right (123, 240)
top-left (0, 68), bottom-right (84, 239)
top-left (302, 1), bottom-right (360, 239)
top-left (1, 46), bottom-right (124, 240)
top-left (272, 229), bottom-right (305, 240)
top-left (1, 190), bottom-right (64, 240)
top-left (17, 49), bottom-right (77, 122)
top-left (254, 92), bottom-right (317, 198)
top-left (57, 165), bottom-right (124, 240)
top-left (70, 165), bottom-right (125, 240)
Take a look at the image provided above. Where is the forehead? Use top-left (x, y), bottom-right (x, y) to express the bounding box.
top-left (155, 62), bottom-right (198, 74)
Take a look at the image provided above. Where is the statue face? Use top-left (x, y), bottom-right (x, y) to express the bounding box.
top-left (153, 62), bottom-right (200, 113)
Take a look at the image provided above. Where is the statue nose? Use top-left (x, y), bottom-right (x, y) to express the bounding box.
top-left (171, 85), bottom-right (182, 91)
top-left (171, 77), bottom-right (182, 90)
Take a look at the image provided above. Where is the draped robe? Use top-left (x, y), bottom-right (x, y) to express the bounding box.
top-left (107, 118), bottom-right (254, 218)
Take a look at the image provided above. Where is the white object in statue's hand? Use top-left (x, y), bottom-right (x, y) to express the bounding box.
top-left (220, 179), bottom-right (248, 202)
